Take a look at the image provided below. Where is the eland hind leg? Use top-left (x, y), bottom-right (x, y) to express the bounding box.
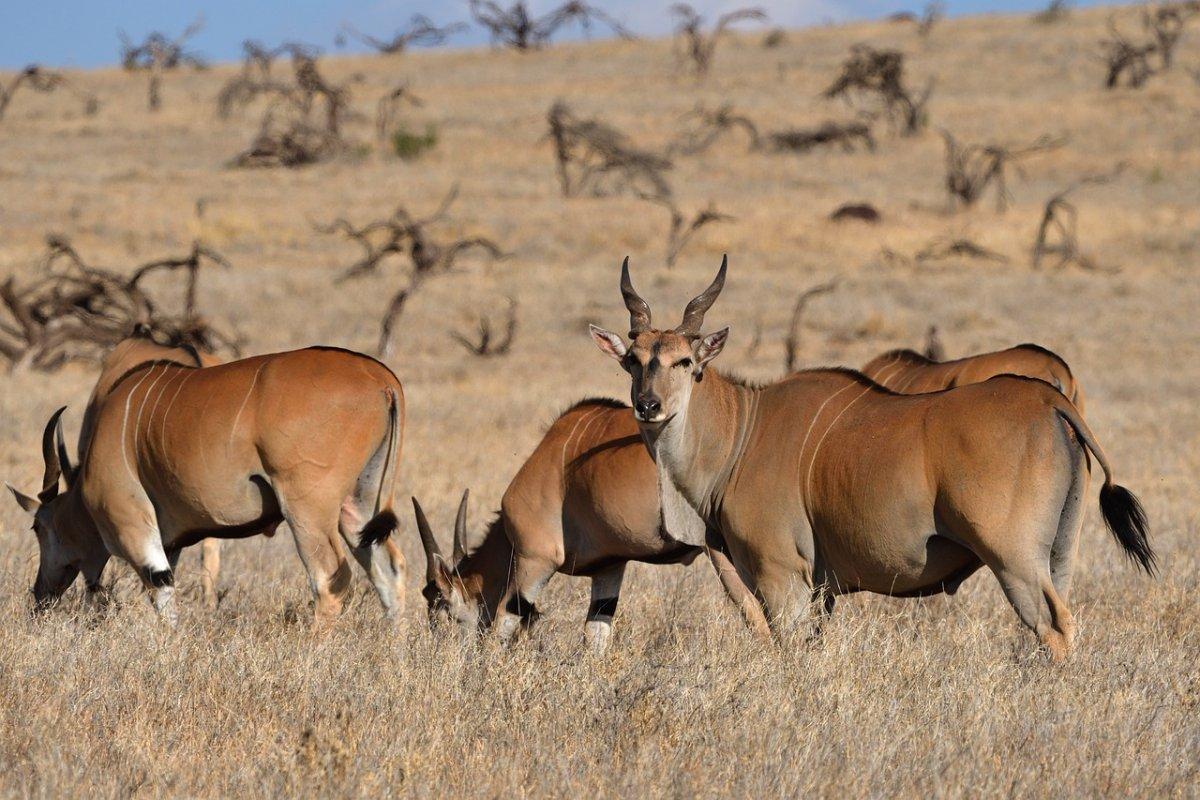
top-left (200, 538), bottom-right (222, 610)
top-left (278, 492), bottom-right (353, 630)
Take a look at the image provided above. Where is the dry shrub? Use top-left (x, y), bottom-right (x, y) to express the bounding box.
top-left (941, 131), bottom-right (1065, 212)
top-left (918, 1), bottom-right (946, 37)
top-left (1032, 172), bottom-right (1122, 272)
top-left (1101, 5), bottom-right (1197, 88)
top-left (226, 50), bottom-right (355, 169)
top-left (823, 45), bottom-right (932, 135)
top-left (924, 324), bottom-right (946, 360)
top-left (470, 1), bottom-right (633, 51)
top-left (0, 65), bottom-right (97, 122)
top-left (1033, 0), bottom-right (1072, 24)
top-left (637, 194), bottom-right (735, 267)
top-left (671, 4), bottom-right (769, 77)
top-left (118, 16), bottom-right (207, 111)
top-left (670, 103), bottom-right (760, 155)
top-left (316, 188), bottom-right (507, 357)
top-left (0, 236), bottom-right (238, 371)
top-left (783, 279), bottom-right (838, 372)
top-left (343, 15), bottom-right (467, 55)
top-left (451, 298), bottom-right (519, 356)
top-left (546, 101), bottom-right (673, 200)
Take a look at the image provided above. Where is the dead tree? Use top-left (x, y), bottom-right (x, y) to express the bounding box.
top-left (671, 4), bottom-right (768, 77)
top-left (1101, 18), bottom-right (1159, 87)
top-left (343, 15), bottom-right (467, 54)
top-left (636, 194), bottom-right (734, 267)
top-left (316, 189), bottom-right (507, 357)
top-left (918, 1), bottom-right (945, 36)
top-left (546, 101), bottom-right (673, 200)
top-left (376, 83), bottom-right (423, 141)
top-left (669, 103), bottom-right (760, 154)
top-left (1031, 172), bottom-right (1121, 271)
top-left (783, 279), bottom-right (838, 373)
top-left (1033, 0), bottom-right (1071, 24)
top-left (227, 50), bottom-right (354, 168)
top-left (1143, 3), bottom-right (1196, 69)
top-left (217, 41), bottom-right (319, 118)
top-left (469, 1), bottom-right (633, 51)
top-left (941, 131), bottom-right (1065, 212)
top-left (119, 16), bottom-right (207, 110)
top-left (767, 121), bottom-right (875, 153)
top-left (451, 299), bottom-right (518, 356)
top-left (923, 325), bottom-right (946, 360)
top-left (0, 65), bottom-right (97, 122)
top-left (823, 45), bottom-right (932, 136)
top-left (0, 236), bottom-right (238, 371)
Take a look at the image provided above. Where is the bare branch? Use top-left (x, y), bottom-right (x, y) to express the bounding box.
top-left (823, 46), bottom-right (932, 136)
top-left (470, 1), bottom-right (633, 51)
top-left (671, 4), bottom-right (768, 77)
top-left (546, 101), bottom-right (673, 200)
top-left (941, 130), bottom-right (1066, 212)
top-left (783, 279), bottom-right (838, 373)
top-left (450, 298), bottom-right (519, 356)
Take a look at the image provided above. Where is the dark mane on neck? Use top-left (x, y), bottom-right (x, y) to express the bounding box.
top-left (109, 359), bottom-right (196, 393)
top-left (1013, 343), bottom-right (1072, 374)
top-left (878, 348), bottom-right (935, 365)
top-left (792, 366), bottom-right (901, 395)
top-left (564, 396), bottom-right (628, 413)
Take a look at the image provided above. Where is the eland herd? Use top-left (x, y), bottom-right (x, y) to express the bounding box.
top-left (8, 256), bottom-right (1154, 661)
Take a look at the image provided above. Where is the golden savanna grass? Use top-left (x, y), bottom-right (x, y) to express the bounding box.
top-left (1, 5), bottom-right (1198, 796)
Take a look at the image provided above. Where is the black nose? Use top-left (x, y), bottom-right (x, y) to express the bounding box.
top-left (635, 395), bottom-right (661, 418)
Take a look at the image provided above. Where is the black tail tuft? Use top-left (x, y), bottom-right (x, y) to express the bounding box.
top-left (1099, 483), bottom-right (1156, 575)
top-left (359, 509), bottom-right (399, 548)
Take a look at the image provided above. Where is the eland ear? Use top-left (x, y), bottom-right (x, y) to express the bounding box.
top-left (589, 325), bottom-right (628, 361)
top-left (7, 484), bottom-right (40, 515)
top-left (695, 326), bottom-right (730, 370)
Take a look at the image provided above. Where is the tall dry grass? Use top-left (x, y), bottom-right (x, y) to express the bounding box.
top-left (0, 4), bottom-right (1198, 796)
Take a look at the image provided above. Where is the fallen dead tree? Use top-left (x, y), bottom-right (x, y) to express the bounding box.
top-left (343, 15), bottom-right (467, 54)
top-left (941, 131), bottom-right (1065, 211)
top-left (0, 236), bottom-right (239, 371)
top-left (0, 65), bottom-right (97, 122)
top-left (767, 121), bottom-right (874, 153)
top-left (316, 189), bottom-right (507, 357)
top-left (546, 101), bottom-right (673, 200)
top-left (470, 1), bottom-right (633, 50)
top-left (119, 16), bottom-right (207, 110)
top-left (783, 279), bottom-right (838, 373)
top-left (823, 45), bottom-right (932, 135)
top-left (671, 3), bottom-right (769, 77)
top-left (451, 298), bottom-right (518, 356)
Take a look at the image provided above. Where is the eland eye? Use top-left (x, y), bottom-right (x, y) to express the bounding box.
top-left (675, 358), bottom-right (693, 369)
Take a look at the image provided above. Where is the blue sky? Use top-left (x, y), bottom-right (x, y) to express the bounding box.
top-left (3, 1), bottom-right (1116, 69)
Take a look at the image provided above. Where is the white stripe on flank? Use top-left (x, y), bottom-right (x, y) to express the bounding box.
top-left (795, 381), bottom-right (857, 506)
top-left (120, 366), bottom-right (159, 480)
top-left (160, 368), bottom-right (195, 444)
top-left (228, 362), bottom-right (267, 452)
top-left (146, 368), bottom-right (184, 454)
top-left (560, 406), bottom-right (603, 474)
top-left (805, 381), bottom-right (877, 506)
top-left (133, 366), bottom-right (170, 462)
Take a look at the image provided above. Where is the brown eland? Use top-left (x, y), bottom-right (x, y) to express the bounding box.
top-left (412, 397), bottom-right (770, 652)
top-left (861, 343), bottom-right (1085, 413)
top-left (589, 256), bottom-right (1154, 660)
top-left (8, 346), bottom-right (405, 627)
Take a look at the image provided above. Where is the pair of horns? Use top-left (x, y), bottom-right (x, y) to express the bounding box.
top-left (38, 406), bottom-right (75, 503)
top-left (621, 254), bottom-right (727, 338)
top-left (412, 490), bottom-right (469, 583)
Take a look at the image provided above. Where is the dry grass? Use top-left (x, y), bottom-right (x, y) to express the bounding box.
top-left (0, 4), bottom-right (1198, 796)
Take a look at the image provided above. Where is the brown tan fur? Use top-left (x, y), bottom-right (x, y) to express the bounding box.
top-left (591, 258), bottom-right (1154, 661)
top-left (8, 346), bottom-right (406, 627)
top-left (861, 344), bottom-right (1085, 413)
top-left (414, 398), bottom-right (770, 651)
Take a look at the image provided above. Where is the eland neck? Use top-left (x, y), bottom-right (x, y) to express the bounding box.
top-left (641, 370), bottom-right (757, 522)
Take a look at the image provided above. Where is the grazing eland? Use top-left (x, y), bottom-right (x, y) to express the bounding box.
top-left (412, 397), bottom-right (770, 652)
top-left (589, 256), bottom-right (1154, 660)
top-left (8, 346), bottom-right (406, 627)
top-left (861, 343), bottom-right (1085, 413)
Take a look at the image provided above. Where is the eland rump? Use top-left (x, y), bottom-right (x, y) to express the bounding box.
top-left (589, 256), bottom-right (1154, 660)
top-left (8, 346), bottom-right (406, 627)
top-left (412, 397), bottom-right (770, 652)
